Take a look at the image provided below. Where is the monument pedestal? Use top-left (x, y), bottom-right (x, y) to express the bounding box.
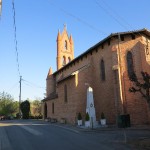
top-left (86, 87), bottom-right (97, 128)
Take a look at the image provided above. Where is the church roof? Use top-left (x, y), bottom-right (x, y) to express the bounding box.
top-left (53, 28), bottom-right (150, 75)
top-left (111, 28), bottom-right (150, 37)
top-left (85, 28), bottom-right (150, 53)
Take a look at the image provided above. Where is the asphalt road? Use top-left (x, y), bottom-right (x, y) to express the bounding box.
top-left (0, 120), bottom-right (149, 150)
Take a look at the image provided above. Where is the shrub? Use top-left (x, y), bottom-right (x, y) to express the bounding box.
top-left (101, 112), bottom-right (105, 119)
top-left (20, 100), bottom-right (30, 119)
top-left (85, 112), bottom-right (90, 121)
top-left (78, 113), bottom-right (82, 120)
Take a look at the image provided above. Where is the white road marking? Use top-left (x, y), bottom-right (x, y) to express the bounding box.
top-left (50, 124), bottom-right (79, 134)
top-left (20, 125), bottom-right (42, 136)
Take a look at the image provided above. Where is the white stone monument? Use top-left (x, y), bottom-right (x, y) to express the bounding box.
top-left (86, 86), bottom-right (98, 128)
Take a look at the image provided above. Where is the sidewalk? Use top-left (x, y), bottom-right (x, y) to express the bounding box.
top-left (44, 119), bottom-right (150, 132)
top-left (76, 124), bottom-right (150, 149)
top-left (63, 123), bottom-right (150, 132)
top-left (47, 122), bottom-right (150, 149)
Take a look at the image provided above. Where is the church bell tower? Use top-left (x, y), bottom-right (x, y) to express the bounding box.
top-left (57, 25), bottom-right (74, 70)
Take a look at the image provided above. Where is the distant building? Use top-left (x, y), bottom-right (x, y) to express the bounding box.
top-left (42, 26), bottom-right (150, 125)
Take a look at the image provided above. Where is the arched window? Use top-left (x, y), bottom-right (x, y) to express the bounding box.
top-left (100, 59), bottom-right (106, 81)
top-left (62, 56), bottom-right (66, 66)
top-left (127, 51), bottom-right (134, 78)
top-left (44, 103), bottom-right (47, 119)
top-left (68, 57), bottom-right (71, 63)
top-left (64, 40), bottom-right (67, 50)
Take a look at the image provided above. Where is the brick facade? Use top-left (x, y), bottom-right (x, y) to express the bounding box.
top-left (42, 27), bottom-right (150, 125)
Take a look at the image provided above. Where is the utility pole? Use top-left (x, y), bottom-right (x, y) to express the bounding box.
top-left (0, 0), bottom-right (2, 17)
top-left (19, 76), bottom-right (22, 118)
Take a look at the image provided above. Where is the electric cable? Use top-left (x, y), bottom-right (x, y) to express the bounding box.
top-left (99, 0), bottom-right (135, 31)
top-left (94, 0), bottom-right (129, 31)
top-left (12, 0), bottom-right (21, 77)
top-left (8, 81), bottom-right (19, 93)
top-left (48, 0), bottom-right (107, 35)
top-left (22, 79), bottom-right (45, 89)
top-left (94, 0), bottom-right (143, 37)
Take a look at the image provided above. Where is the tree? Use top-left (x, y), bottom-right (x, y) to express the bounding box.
top-left (20, 100), bottom-right (30, 119)
top-left (30, 100), bottom-right (42, 117)
top-left (0, 91), bottom-right (19, 116)
top-left (129, 71), bottom-right (150, 108)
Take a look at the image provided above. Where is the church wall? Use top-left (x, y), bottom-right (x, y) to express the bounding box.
top-left (117, 35), bottom-right (150, 125)
top-left (46, 56), bottom-right (92, 123)
top-left (141, 37), bottom-right (150, 124)
top-left (53, 39), bottom-right (120, 124)
top-left (44, 29), bottom-right (150, 126)
top-left (55, 56), bottom-right (90, 81)
top-left (88, 41), bottom-right (118, 124)
top-left (55, 77), bottom-right (77, 124)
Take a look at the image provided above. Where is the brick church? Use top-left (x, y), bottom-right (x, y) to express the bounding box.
top-left (42, 26), bottom-right (150, 125)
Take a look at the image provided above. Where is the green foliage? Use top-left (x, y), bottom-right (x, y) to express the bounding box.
top-left (129, 71), bottom-right (150, 107)
top-left (0, 91), bottom-right (18, 116)
top-left (77, 112), bottom-right (82, 120)
top-left (85, 112), bottom-right (90, 121)
top-left (101, 112), bottom-right (105, 119)
top-left (30, 99), bottom-right (42, 117)
top-left (20, 100), bottom-right (30, 119)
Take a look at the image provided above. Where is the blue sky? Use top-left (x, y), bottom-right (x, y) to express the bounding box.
top-left (0, 0), bottom-right (150, 101)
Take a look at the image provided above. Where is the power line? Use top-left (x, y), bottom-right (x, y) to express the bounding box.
top-left (8, 81), bottom-right (19, 93)
top-left (94, 0), bottom-right (129, 31)
top-left (12, 0), bottom-right (21, 77)
top-left (48, 0), bottom-right (107, 35)
top-left (60, 8), bottom-right (107, 35)
top-left (22, 79), bottom-right (45, 89)
top-left (94, 0), bottom-right (143, 37)
top-left (99, 0), bottom-right (135, 31)
top-left (12, 0), bottom-right (22, 117)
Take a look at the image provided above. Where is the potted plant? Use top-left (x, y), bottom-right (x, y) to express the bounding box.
top-left (100, 112), bottom-right (106, 125)
top-left (85, 112), bottom-right (90, 127)
top-left (77, 113), bottom-right (82, 126)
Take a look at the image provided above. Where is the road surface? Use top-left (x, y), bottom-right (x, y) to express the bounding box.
top-left (0, 120), bottom-right (149, 150)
